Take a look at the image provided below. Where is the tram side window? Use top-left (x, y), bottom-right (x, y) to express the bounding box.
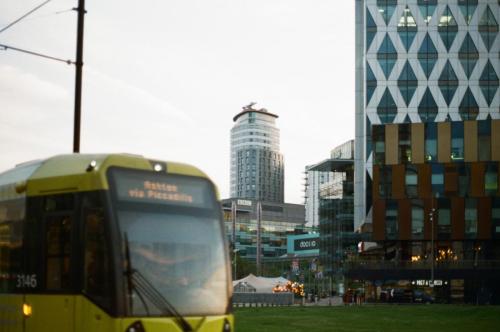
top-left (0, 199), bottom-right (25, 293)
top-left (43, 193), bottom-right (75, 291)
top-left (45, 216), bottom-right (72, 290)
top-left (83, 205), bottom-right (111, 309)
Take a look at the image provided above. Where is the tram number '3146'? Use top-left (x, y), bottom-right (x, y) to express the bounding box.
top-left (16, 274), bottom-right (37, 289)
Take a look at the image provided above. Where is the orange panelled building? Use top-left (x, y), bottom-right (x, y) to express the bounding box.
top-left (352, 119), bottom-right (500, 303)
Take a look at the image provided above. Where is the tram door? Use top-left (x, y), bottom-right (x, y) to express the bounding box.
top-left (25, 195), bottom-right (75, 332)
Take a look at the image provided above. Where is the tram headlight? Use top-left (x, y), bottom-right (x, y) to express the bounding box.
top-left (86, 160), bottom-right (98, 172)
top-left (126, 320), bottom-right (145, 332)
top-left (222, 319), bottom-right (231, 332)
top-left (22, 303), bottom-right (32, 317)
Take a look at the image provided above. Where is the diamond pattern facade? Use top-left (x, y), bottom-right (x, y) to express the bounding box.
top-left (480, 60), bottom-right (499, 106)
top-left (438, 5), bottom-right (458, 50)
top-left (398, 6), bottom-right (418, 50)
top-left (439, 61), bottom-right (459, 106)
top-left (479, 5), bottom-right (499, 51)
top-left (365, 0), bottom-right (499, 128)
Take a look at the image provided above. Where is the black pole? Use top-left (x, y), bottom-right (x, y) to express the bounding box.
top-left (73, 0), bottom-right (85, 153)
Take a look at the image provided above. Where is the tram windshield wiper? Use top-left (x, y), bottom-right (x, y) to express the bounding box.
top-left (123, 233), bottom-right (193, 332)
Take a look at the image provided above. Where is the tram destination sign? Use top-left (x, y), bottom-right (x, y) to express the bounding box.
top-left (111, 169), bottom-right (212, 208)
top-left (294, 237), bottom-right (319, 251)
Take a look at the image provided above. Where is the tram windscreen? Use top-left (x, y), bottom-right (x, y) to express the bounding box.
top-left (109, 168), bottom-right (229, 316)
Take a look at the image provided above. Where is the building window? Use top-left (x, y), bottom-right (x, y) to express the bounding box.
top-left (485, 163), bottom-right (498, 196)
top-left (418, 0), bottom-right (437, 25)
top-left (379, 166), bottom-right (392, 198)
top-left (398, 61), bottom-right (418, 106)
top-left (492, 198), bottom-right (500, 238)
top-left (437, 199), bottom-right (451, 240)
top-left (478, 119), bottom-right (491, 161)
top-left (458, 34), bottom-right (479, 80)
top-left (411, 201), bottom-right (424, 239)
top-left (386, 200), bottom-right (398, 240)
top-left (425, 122), bottom-right (437, 162)
top-left (431, 164), bottom-right (444, 196)
top-left (458, 164), bottom-right (471, 197)
top-left (397, 6), bottom-right (417, 51)
top-left (439, 61), bottom-right (459, 106)
top-left (418, 34), bottom-right (438, 79)
top-left (465, 198), bottom-right (477, 238)
top-left (366, 61), bottom-right (377, 105)
top-left (438, 5), bottom-right (458, 51)
top-left (451, 121), bottom-right (464, 162)
top-left (419, 88), bottom-right (439, 121)
top-left (459, 88), bottom-right (479, 121)
top-left (399, 124), bottom-right (411, 163)
top-left (377, 88), bottom-right (397, 124)
top-left (373, 125), bottom-right (385, 165)
top-left (458, 0), bottom-right (478, 25)
top-left (406, 165), bottom-right (418, 198)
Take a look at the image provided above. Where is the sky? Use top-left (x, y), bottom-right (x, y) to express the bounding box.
top-left (0, 0), bottom-right (355, 204)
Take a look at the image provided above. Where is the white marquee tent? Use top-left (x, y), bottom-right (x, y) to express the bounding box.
top-left (232, 274), bottom-right (290, 293)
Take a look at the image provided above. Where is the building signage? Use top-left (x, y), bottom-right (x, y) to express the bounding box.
top-left (237, 199), bottom-right (252, 206)
top-left (413, 280), bottom-right (445, 286)
top-left (294, 237), bottom-right (319, 251)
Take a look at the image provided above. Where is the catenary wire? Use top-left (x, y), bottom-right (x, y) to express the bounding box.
top-left (0, 0), bottom-right (53, 34)
top-left (0, 43), bottom-right (74, 65)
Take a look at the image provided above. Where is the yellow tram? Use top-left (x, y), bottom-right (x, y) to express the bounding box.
top-left (0, 154), bottom-right (233, 332)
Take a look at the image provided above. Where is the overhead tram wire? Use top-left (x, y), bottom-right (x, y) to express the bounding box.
top-left (0, 43), bottom-right (74, 65)
top-left (11, 8), bottom-right (75, 25)
top-left (0, 0), bottom-right (87, 154)
top-left (0, 1), bottom-right (71, 64)
top-left (0, 0), bottom-right (53, 34)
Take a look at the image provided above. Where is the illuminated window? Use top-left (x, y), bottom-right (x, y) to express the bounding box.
top-left (451, 122), bottom-right (464, 161)
top-left (485, 163), bottom-right (498, 196)
top-left (425, 123), bottom-right (437, 162)
top-left (399, 124), bottom-right (412, 163)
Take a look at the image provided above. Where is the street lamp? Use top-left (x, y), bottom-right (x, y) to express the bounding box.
top-left (429, 192), bottom-right (439, 287)
top-left (233, 248), bottom-right (240, 281)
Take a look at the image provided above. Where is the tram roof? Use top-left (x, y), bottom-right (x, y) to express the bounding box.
top-left (0, 154), bottom-right (210, 199)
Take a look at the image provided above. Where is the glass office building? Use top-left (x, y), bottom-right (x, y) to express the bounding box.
top-left (354, 0), bottom-right (500, 303)
top-left (230, 103), bottom-right (284, 203)
top-left (221, 198), bottom-right (305, 259)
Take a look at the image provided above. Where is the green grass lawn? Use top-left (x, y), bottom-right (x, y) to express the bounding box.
top-left (234, 305), bottom-right (500, 332)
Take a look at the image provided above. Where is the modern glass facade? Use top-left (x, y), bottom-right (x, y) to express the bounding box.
top-left (354, 0), bottom-right (500, 303)
top-left (221, 199), bottom-right (305, 260)
top-left (305, 141), bottom-right (355, 227)
top-left (230, 103), bottom-right (284, 203)
top-left (355, 0), bottom-right (499, 230)
top-left (307, 141), bottom-right (365, 291)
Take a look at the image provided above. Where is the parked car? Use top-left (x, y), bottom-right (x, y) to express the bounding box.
top-left (413, 289), bottom-right (434, 303)
top-left (388, 288), bottom-right (413, 303)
